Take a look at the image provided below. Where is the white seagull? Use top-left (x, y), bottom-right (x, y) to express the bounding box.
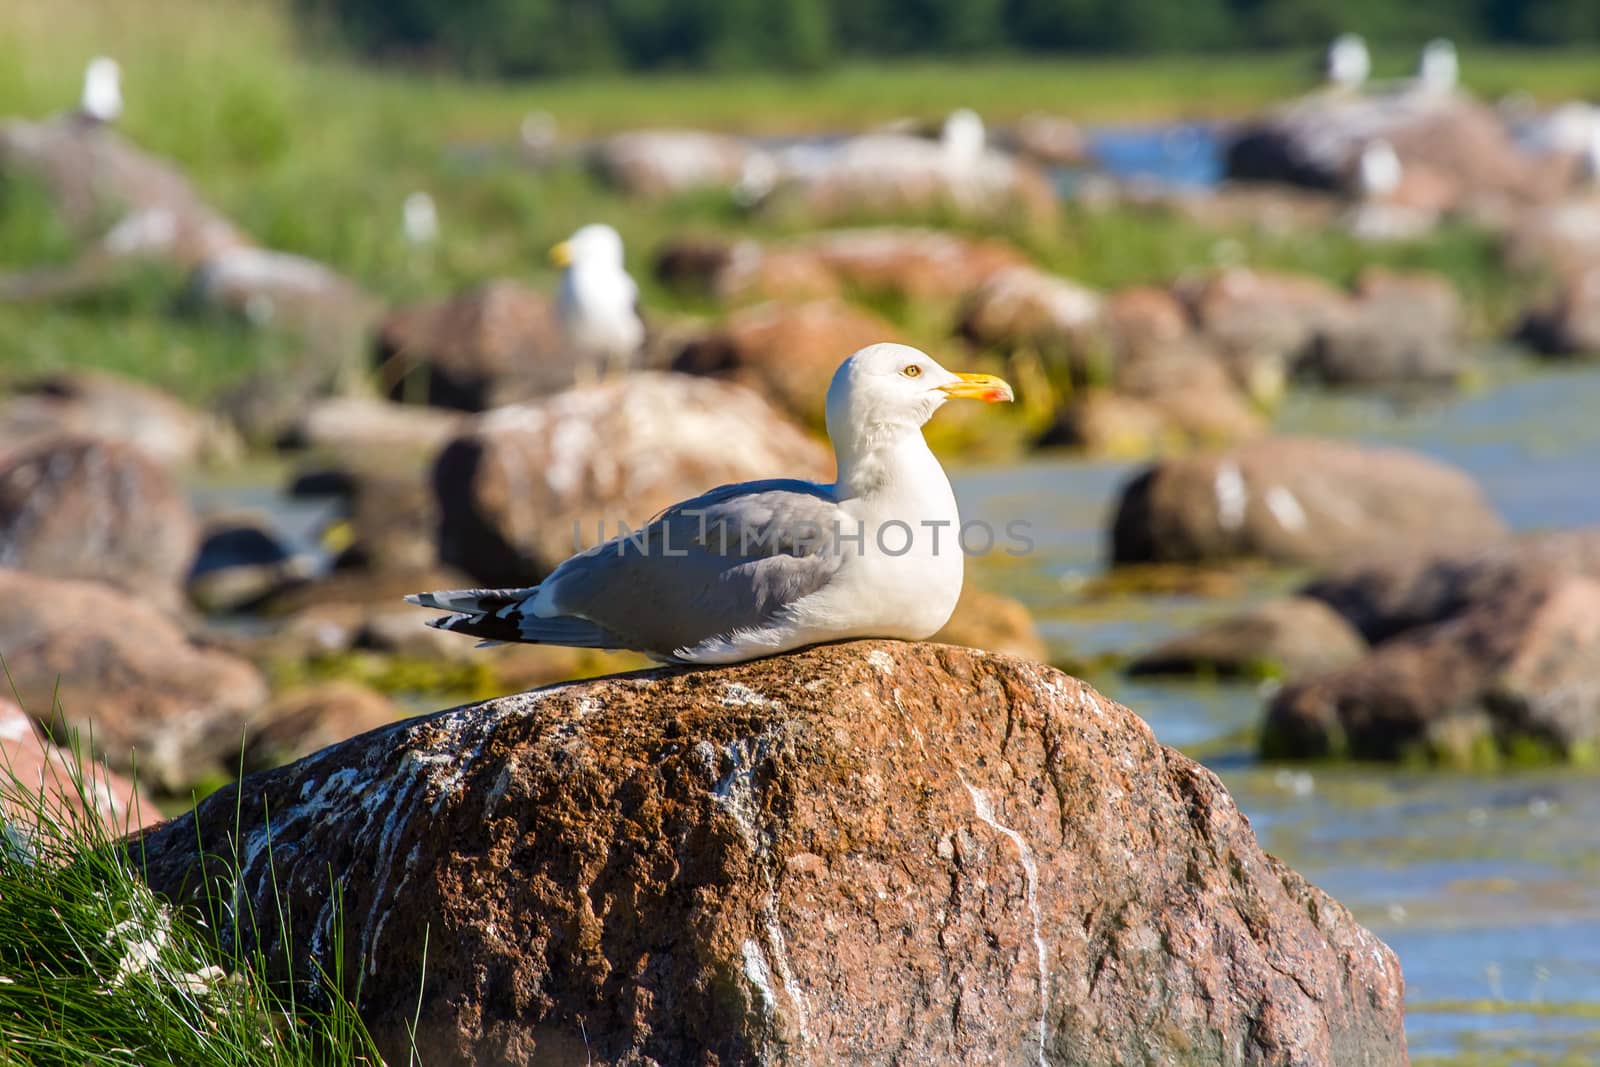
top-left (551, 223), bottom-right (645, 378)
top-left (408, 343), bottom-right (1014, 663)
top-left (1417, 39), bottom-right (1458, 95)
top-left (1324, 34), bottom-right (1371, 91)
top-left (402, 191), bottom-right (439, 246)
top-left (80, 56), bottom-right (123, 124)
top-left (1356, 139), bottom-right (1402, 200)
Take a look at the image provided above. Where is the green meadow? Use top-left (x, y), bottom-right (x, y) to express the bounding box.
top-left (0, 0), bottom-right (1576, 402)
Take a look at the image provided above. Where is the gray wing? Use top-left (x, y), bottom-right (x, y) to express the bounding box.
top-left (537, 478), bottom-right (846, 657)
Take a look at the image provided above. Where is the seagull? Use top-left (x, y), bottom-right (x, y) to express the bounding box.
top-left (1417, 39), bottom-right (1458, 95)
top-left (408, 343), bottom-right (1014, 664)
top-left (1356, 139), bottom-right (1402, 200)
top-left (551, 223), bottom-right (645, 378)
top-left (402, 191), bottom-right (439, 246)
top-left (941, 108), bottom-right (987, 168)
top-left (1324, 34), bottom-right (1371, 91)
top-left (80, 56), bottom-right (122, 124)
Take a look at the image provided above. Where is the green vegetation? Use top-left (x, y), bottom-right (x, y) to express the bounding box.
top-left (0, 743), bottom-right (390, 1065)
top-left (0, 0), bottom-right (1556, 405)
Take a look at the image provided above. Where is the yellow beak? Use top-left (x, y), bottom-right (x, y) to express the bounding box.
top-left (939, 371), bottom-right (1015, 404)
top-left (549, 241), bottom-right (572, 267)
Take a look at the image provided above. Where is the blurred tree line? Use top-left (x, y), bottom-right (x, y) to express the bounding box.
top-left (303, 0), bottom-right (1600, 75)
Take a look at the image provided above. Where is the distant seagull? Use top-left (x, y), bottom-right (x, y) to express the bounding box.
top-left (1581, 125), bottom-right (1600, 187)
top-left (1324, 34), bottom-right (1371, 91)
top-left (1417, 39), bottom-right (1458, 95)
top-left (402, 191), bottom-right (439, 246)
top-left (1356, 139), bottom-right (1402, 200)
top-left (551, 223), bottom-right (644, 378)
top-left (80, 56), bottom-right (122, 124)
top-left (941, 108), bottom-right (986, 168)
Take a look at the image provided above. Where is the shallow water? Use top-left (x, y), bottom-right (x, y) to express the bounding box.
top-left (952, 357), bottom-right (1600, 1063)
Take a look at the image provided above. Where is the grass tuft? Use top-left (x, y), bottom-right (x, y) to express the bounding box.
top-left (0, 731), bottom-right (390, 1066)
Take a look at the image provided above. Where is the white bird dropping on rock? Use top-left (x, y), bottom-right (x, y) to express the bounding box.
top-left (408, 343), bottom-right (1015, 663)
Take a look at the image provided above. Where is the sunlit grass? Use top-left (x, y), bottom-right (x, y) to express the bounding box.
top-left (0, 734), bottom-right (392, 1066)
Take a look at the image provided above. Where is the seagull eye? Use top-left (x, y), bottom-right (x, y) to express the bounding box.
top-left (903, 365), bottom-right (922, 378)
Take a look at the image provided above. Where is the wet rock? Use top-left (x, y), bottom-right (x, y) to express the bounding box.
top-left (1226, 91), bottom-right (1556, 210)
top-left (671, 299), bottom-right (907, 424)
top-left (1109, 436), bottom-right (1505, 566)
top-left (1303, 269), bottom-right (1464, 386)
top-left (433, 373), bottom-right (831, 585)
top-left (1129, 596), bottom-right (1368, 679)
top-left (0, 119), bottom-right (245, 259)
top-left (373, 282), bottom-right (571, 410)
top-left (800, 228), bottom-right (1030, 304)
top-left (1266, 574), bottom-right (1600, 763)
top-left (241, 682), bottom-right (396, 776)
top-left (764, 135), bottom-right (1058, 227)
top-left (0, 436), bottom-right (199, 610)
top-left (956, 266), bottom-right (1107, 382)
top-left (654, 235), bottom-right (841, 305)
top-left (1501, 196), bottom-right (1600, 278)
top-left (1040, 349), bottom-right (1266, 456)
top-left (931, 584), bottom-right (1048, 661)
top-left (590, 129), bottom-right (764, 198)
top-left (1102, 286), bottom-right (1191, 362)
top-left (278, 396), bottom-right (466, 457)
top-left (313, 459), bottom-right (441, 577)
top-left (187, 247), bottom-right (379, 350)
top-left (133, 641), bottom-right (1405, 1066)
top-left (0, 370), bottom-right (237, 467)
top-left (655, 228), bottom-right (1026, 308)
top-left (1304, 528), bottom-right (1600, 643)
top-left (1002, 113), bottom-right (1089, 166)
top-left (187, 517), bottom-right (309, 615)
top-left (0, 698), bottom-right (162, 834)
top-left (1177, 267), bottom-right (1352, 387)
top-left (0, 569), bottom-right (268, 793)
top-left (1516, 266), bottom-right (1600, 358)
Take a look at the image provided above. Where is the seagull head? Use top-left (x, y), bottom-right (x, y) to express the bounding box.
top-left (826, 343), bottom-right (1012, 454)
top-left (551, 223), bottom-right (625, 271)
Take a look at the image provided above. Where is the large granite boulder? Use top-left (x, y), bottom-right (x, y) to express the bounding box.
top-left (0, 370), bottom-right (236, 468)
top-left (1110, 436), bottom-right (1505, 566)
top-left (763, 137), bottom-right (1058, 227)
top-left (0, 698), bottom-right (162, 834)
top-left (433, 373), bottom-right (832, 585)
top-left (590, 129), bottom-right (766, 199)
top-left (671, 299), bottom-right (908, 424)
top-left (373, 281), bottom-right (571, 410)
top-left (656, 229), bottom-right (1028, 307)
top-left (1129, 596), bottom-right (1368, 680)
top-left (0, 118), bottom-right (245, 258)
top-left (956, 265), bottom-right (1107, 383)
top-left (1225, 91), bottom-right (1556, 210)
top-left (0, 436), bottom-right (200, 611)
top-left (0, 569), bottom-right (268, 793)
top-left (132, 641), bottom-right (1405, 1066)
top-left (1302, 528), bottom-right (1600, 643)
top-left (1266, 573), bottom-right (1600, 763)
